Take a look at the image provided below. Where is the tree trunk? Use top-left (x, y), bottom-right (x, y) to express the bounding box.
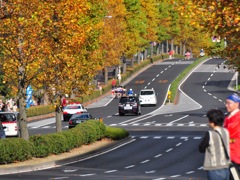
top-left (56, 105), bottom-right (62, 132)
top-left (166, 40), bottom-right (169, 52)
top-left (122, 63), bottom-right (126, 74)
top-left (104, 66), bottom-right (108, 85)
top-left (131, 56), bottom-right (134, 68)
top-left (161, 43), bottom-right (164, 54)
top-left (183, 42), bottom-right (186, 55)
top-left (19, 96), bottom-right (29, 140)
top-left (150, 43), bottom-right (153, 57)
top-left (180, 42), bottom-right (182, 55)
top-left (137, 51), bottom-right (141, 64)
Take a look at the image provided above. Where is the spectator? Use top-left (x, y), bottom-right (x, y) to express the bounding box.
top-left (117, 73), bottom-right (122, 85)
top-left (98, 82), bottom-right (102, 95)
top-left (224, 94), bottom-right (240, 178)
top-left (61, 95), bottom-right (67, 110)
top-left (12, 103), bottom-right (18, 112)
top-left (0, 99), bottom-right (3, 112)
top-left (199, 109), bottom-right (230, 180)
top-left (168, 50), bottom-right (173, 59)
top-left (111, 78), bottom-right (116, 89)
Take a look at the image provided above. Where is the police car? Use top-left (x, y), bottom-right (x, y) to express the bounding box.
top-left (63, 102), bottom-right (88, 121)
top-left (0, 112), bottom-right (19, 137)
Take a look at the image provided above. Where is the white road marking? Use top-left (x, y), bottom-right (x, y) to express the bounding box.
top-left (186, 171), bottom-right (195, 174)
top-left (153, 136), bottom-right (162, 139)
top-left (104, 170), bottom-right (117, 173)
top-left (166, 148), bottom-right (173, 152)
top-left (145, 170), bottom-right (155, 174)
top-left (63, 169), bottom-right (77, 173)
top-left (194, 137), bottom-right (202, 139)
top-left (141, 159), bottom-right (150, 164)
top-left (140, 136), bottom-right (148, 139)
top-left (50, 177), bottom-right (69, 180)
top-left (168, 115), bottom-right (189, 124)
top-left (154, 154), bottom-right (162, 158)
top-left (125, 165), bottom-right (135, 169)
top-left (152, 78), bottom-right (155, 81)
top-left (176, 143), bottom-right (182, 146)
top-left (80, 174), bottom-right (95, 177)
top-left (170, 174), bottom-right (181, 178)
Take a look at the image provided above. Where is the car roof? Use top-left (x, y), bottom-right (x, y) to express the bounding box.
top-left (140, 88), bottom-right (155, 91)
top-left (0, 112), bottom-right (18, 115)
top-left (70, 113), bottom-right (92, 118)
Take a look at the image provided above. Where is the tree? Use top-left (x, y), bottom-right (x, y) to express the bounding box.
top-left (193, 0), bottom-right (240, 68)
top-left (0, 0), bottom-right (107, 139)
top-left (123, 0), bottom-right (148, 60)
top-left (99, 0), bottom-right (127, 83)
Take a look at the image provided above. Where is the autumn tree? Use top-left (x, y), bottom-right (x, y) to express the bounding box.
top-left (123, 0), bottom-right (148, 67)
top-left (0, 0), bottom-right (107, 139)
top-left (193, 0), bottom-right (240, 69)
top-left (99, 0), bottom-right (127, 84)
top-left (0, 0), bottom-right (56, 140)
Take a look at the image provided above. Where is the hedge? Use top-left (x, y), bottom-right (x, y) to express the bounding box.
top-left (0, 120), bottom-right (129, 164)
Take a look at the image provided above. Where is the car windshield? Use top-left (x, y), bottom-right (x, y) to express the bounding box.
top-left (140, 91), bottom-right (154, 95)
top-left (71, 114), bottom-right (91, 119)
top-left (0, 113), bottom-right (17, 122)
top-left (120, 97), bottom-right (137, 103)
top-left (65, 105), bottom-right (82, 110)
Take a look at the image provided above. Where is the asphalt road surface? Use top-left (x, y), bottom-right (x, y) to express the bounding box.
top-left (3, 58), bottom-right (236, 180)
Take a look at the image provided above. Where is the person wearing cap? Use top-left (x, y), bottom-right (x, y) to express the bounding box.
top-left (224, 93), bottom-right (240, 176)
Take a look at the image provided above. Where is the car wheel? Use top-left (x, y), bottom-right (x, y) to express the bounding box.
top-left (119, 112), bottom-right (124, 116)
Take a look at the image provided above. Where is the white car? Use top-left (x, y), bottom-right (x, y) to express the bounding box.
top-left (63, 102), bottom-right (88, 121)
top-left (0, 112), bottom-right (19, 137)
top-left (139, 88), bottom-right (157, 106)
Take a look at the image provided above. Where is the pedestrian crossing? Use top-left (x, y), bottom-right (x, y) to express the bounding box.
top-left (110, 122), bottom-right (208, 127)
top-left (27, 122), bottom-right (208, 129)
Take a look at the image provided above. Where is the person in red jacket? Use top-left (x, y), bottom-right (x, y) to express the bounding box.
top-left (224, 93), bottom-right (240, 178)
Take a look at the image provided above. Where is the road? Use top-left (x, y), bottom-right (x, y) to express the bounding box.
top-left (4, 58), bottom-right (235, 180)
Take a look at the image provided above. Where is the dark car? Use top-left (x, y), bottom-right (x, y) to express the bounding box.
top-left (118, 96), bottom-right (141, 116)
top-left (68, 113), bottom-right (98, 129)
